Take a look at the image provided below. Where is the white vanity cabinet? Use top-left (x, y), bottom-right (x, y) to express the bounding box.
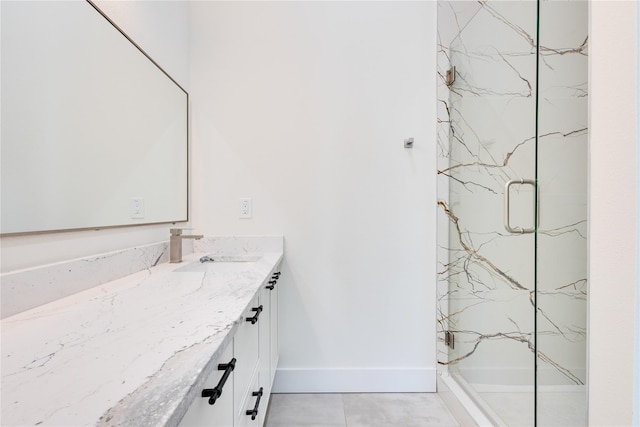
top-left (179, 267), bottom-right (281, 427)
top-left (239, 266), bottom-right (281, 427)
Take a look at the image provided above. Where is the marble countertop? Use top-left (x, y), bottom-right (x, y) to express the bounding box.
top-left (1, 244), bottom-right (283, 426)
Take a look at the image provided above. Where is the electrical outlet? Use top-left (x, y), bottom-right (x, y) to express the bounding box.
top-left (131, 197), bottom-right (145, 219)
top-left (239, 198), bottom-right (252, 219)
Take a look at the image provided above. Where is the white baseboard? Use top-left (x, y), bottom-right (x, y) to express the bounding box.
top-left (271, 367), bottom-right (436, 393)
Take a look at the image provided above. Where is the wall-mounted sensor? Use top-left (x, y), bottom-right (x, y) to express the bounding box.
top-left (404, 138), bottom-right (414, 148)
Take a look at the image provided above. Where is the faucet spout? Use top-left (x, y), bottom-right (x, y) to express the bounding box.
top-left (169, 228), bottom-right (204, 263)
top-left (180, 234), bottom-right (204, 239)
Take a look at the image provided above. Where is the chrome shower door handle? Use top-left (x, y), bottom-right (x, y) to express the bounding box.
top-left (504, 179), bottom-right (537, 234)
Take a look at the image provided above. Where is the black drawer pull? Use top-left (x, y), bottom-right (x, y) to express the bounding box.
top-left (266, 280), bottom-right (277, 290)
top-left (201, 358), bottom-right (236, 405)
top-left (245, 387), bottom-right (264, 420)
top-left (272, 272), bottom-right (281, 279)
top-left (245, 305), bottom-right (263, 324)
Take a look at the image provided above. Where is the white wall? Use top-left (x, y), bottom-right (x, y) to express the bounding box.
top-left (0, 1), bottom-right (190, 274)
top-left (589, 1), bottom-right (639, 425)
top-left (189, 1), bottom-right (437, 392)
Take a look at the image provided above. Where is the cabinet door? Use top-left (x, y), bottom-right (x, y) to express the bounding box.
top-left (237, 370), bottom-right (264, 427)
top-left (179, 342), bottom-right (234, 427)
top-left (234, 295), bottom-right (261, 423)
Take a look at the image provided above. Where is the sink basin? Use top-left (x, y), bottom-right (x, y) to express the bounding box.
top-left (173, 256), bottom-right (259, 273)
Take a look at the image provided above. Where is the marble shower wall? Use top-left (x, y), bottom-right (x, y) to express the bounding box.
top-left (436, 0), bottom-right (588, 387)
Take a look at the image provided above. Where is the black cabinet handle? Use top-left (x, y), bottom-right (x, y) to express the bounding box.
top-left (201, 358), bottom-right (236, 405)
top-left (245, 387), bottom-right (264, 420)
top-left (272, 272), bottom-right (281, 279)
top-left (266, 280), bottom-right (277, 290)
top-left (245, 305), bottom-right (263, 324)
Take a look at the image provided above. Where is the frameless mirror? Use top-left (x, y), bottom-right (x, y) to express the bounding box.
top-left (1, 0), bottom-right (188, 235)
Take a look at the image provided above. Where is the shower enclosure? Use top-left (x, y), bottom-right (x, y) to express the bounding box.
top-left (436, 1), bottom-right (587, 425)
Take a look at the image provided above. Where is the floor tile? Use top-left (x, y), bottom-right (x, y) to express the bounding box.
top-left (342, 393), bottom-right (460, 427)
top-left (265, 393), bottom-right (347, 427)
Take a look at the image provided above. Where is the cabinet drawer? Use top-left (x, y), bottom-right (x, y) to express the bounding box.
top-left (179, 342), bottom-right (234, 427)
top-left (233, 295), bottom-right (260, 419)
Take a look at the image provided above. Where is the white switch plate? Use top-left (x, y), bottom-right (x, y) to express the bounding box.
top-left (239, 198), bottom-right (252, 219)
top-left (131, 197), bottom-right (145, 219)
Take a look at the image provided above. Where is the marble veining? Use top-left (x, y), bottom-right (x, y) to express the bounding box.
top-left (1, 236), bottom-right (283, 426)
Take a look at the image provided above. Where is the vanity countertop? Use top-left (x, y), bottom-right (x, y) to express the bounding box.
top-left (1, 245), bottom-right (283, 426)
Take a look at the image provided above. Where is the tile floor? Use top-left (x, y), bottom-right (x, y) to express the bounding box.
top-left (264, 392), bottom-right (477, 427)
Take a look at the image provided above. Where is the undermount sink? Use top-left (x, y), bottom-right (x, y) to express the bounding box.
top-left (173, 256), bottom-right (259, 273)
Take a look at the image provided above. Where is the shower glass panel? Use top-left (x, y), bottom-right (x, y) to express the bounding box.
top-left (437, 1), bottom-right (587, 425)
top-left (444, 1), bottom-right (538, 424)
top-left (536, 1), bottom-right (588, 425)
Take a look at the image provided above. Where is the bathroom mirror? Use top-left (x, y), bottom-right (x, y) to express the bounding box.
top-left (1, 0), bottom-right (188, 235)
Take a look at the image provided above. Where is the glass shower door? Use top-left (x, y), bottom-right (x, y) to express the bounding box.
top-left (438, 1), bottom-right (588, 425)
top-left (444, 2), bottom-right (539, 424)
